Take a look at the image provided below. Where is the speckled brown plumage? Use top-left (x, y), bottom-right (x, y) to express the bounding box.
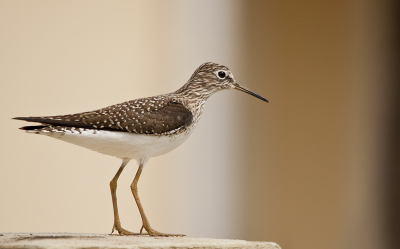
top-left (14, 97), bottom-right (193, 135)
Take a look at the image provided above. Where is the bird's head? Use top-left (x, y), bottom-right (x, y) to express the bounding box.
top-left (177, 62), bottom-right (268, 102)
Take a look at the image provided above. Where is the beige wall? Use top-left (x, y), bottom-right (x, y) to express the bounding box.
top-left (0, 0), bottom-right (246, 239)
top-left (0, 1), bottom-right (394, 249)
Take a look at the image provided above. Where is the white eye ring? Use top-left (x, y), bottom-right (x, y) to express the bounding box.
top-left (216, 70), bottom-right (228, 79)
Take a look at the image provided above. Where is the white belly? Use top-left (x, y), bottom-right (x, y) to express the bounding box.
top-left (33, 129), bottom-right (191, 165)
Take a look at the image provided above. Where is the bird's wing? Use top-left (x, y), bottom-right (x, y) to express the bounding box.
top-left (14, 97), bottom-right (193, 135)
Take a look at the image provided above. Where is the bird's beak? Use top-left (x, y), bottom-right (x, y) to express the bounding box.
top-left (233, 83), bottom-right (268, 103)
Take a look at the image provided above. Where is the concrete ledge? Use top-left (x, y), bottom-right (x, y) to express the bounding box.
top-left (0, 233), bottom-right (281, 249)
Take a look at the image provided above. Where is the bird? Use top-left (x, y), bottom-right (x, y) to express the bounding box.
top-left (13, 62), bottom-right (268, 236)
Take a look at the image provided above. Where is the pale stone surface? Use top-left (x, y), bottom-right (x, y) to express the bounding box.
top-left (0, 233), bottom-right (281, 249)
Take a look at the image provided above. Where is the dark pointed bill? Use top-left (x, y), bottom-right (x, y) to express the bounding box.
top-left (234, 83), bottom-right (268, 102)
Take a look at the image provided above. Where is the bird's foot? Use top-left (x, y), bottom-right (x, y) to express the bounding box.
top-left (111, 224), bottom-right (140, 236)
top-left (140, 225), bottom-right (185, 237)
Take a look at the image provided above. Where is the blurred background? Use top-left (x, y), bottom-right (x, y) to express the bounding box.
top-left (0, 1), bottom-right (398, 249)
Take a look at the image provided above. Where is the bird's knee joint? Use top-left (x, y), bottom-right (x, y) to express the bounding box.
top-left (110, 179), bottom-right (118, 189)
top-left (130, 183), bottom-right (138, 192)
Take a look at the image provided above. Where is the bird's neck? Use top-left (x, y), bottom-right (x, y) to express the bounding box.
top-left (173, 81), bottom-right (217, 101)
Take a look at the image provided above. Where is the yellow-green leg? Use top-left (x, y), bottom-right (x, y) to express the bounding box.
top-left (130, 164), bottom-right (184, 237)
top-left (110, 160), bottom-right (139, 235)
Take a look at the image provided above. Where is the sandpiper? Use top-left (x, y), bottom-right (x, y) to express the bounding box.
top-left (14, 62), bottom-right (268, 236)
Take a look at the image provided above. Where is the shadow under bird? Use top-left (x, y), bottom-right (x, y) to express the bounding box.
top-left (14, 62), bottom-right (268, 236)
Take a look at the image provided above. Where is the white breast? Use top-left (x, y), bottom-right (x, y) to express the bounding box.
top-left (32, 129), bottom-right (191, 165)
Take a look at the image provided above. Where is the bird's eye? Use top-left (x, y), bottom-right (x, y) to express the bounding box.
top-left (217, 70), bottom-right (226, 79)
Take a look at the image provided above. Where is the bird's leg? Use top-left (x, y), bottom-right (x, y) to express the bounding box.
top-left (130, 164), bottom-right (184, 237)
top-left (110, 159), bottom-right (138, 235)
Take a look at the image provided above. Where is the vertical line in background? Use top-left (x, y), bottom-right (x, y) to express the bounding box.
top-left (239, 0), bottom-right (274, 241)
top-left (383, 1), bottom-right (400, 248)
top-left (347, 1), bottom-right (393, 248)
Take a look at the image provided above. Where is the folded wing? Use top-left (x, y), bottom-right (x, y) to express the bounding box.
top-left (14, 98), bottom-right (193, 135)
